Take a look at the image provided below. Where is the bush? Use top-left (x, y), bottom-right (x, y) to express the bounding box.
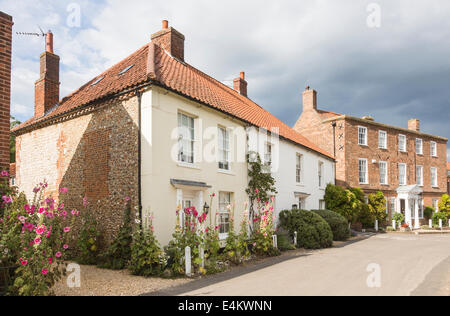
top-left (76, 211), bottom-right (101, 265)
top-left (129, 215), bottom-right (167, 277)
top-left (424, 207), bottom-right (434, 221)
top-left (276, 233), bottom-right (295, 251)
top-left (421, 225), bottom-right (431, 230)
top-left (98, 200), bottom-right (133, 270)
top-left (432, 212), bottom-right (448, 227)
top-left (312, 209), bottom-right (350, 241)
top-left (392, 213), bottom-right (405, 227)
top-left (386, 226), bottom-right (395, 232)
top-left (279, 209), bottom-right (333, 249)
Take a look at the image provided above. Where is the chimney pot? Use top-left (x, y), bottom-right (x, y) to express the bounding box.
top-left (240, 72), bottom-right (245, 80)
top-left (151, 21), bottom-right (185, 61)
top-left (162, 20), bottom-right (169, 29)
top-left (302, 87), bottom-right (317, 112)
top-left (46, 31), bottom-right (53, 53)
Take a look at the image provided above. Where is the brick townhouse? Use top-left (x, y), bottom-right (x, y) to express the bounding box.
top-left (0, 11), bottom-right (13, 172)
top-left (294, 87), bottom-right (448, 228)
top-left (12, 21), bottom-right (334, 244)
top-left (447, 162), bottom-right (450, 195)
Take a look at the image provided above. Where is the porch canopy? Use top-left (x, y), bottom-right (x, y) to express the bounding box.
top-left (396, 184), bottom-right (423, 229)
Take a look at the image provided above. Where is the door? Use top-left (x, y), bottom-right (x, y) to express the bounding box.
top-left (400, 199), bottom-right (406, 219)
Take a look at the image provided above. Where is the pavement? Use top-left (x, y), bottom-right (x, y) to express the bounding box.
top-left (144, 234), bottom-right (450, 296)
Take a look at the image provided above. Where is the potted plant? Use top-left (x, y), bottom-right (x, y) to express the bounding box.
top-left (400, 224), bottom-right (411, 232)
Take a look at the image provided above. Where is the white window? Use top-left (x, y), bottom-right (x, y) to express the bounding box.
top-left (430, 142), bottom-right (437, 157)
top-left (379, 161), bottom-right (388, 185)
top-left (218, 127), bottom-right (230, 170)
top-left (433, 199), bottom-right (439, 212)
top-left (296, 154), bottom-right (303, 183)
top-left (359, 159), bottom-right (368, 184)
top-left (416, 166), bottom-right (423, 186)
top-left (319, 200), bottom-right (326, 210)
top-left (398, 163), bottom-right (407, 185)
top-left (318, 161), bottom-right (324, 187)
top-left (379, 131), bottom-right (387, 149)
top-left (389, 197), bottom-right (396, 215)
top-left (419, 199), bottom-right (424, 219)
top-left (398, 135), bottom-right (407, 152)
top-left (218, 192), bottom-right (232, 239)
top-left (416, 138), bottom-right (423, 155)
top-left (178, 113), bottom-right (195, 164)
top-left (431, 167), bottom-right (438, 187)
top-left (264, 143), bottom-right (272, 167)
top-left (358, 126), bottom-right (368, 146)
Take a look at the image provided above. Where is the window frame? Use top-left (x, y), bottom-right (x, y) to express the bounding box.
top-left (431, 167), bottom-right (438, 187)
top-left (177, 112), bottom-right (195, 164)
top-left (296, 153), bottom-right (303, 184)
top-left (218, 192), bottom-right (232, 240)
top-left (358, 126), bottom-right (368, 146)
top-left (416, 138), bottom-right (423, 155)
top-left (379, 161), bottom-right (388, 185)
top-left (398, 163), bottom-right (407, 186)
top-left (430, 141), bottom-right (437, 157)
top-left (359, 158), bottom-right (369, 184)
top-left (264, 142), bottom-right (273, 168)
top-left (416, 165), bottom-right (423, 186)
top-left (218, 126), bottom-right (231, 171)
top-left (318, 161), bottom-right (324, 187)
top-left (378, 130), bottom-right (387, 149)
top-left (398, 134), bottom-right (407, 152)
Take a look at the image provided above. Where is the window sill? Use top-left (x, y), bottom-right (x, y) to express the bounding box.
top-left (380, 183), bottom-right (389, 186)
top-left (378, 147), bottom-right (388, 150)
top-left (358, 144), bottom-right (368, 147)
top-left (218, 169), bottom-right (235, 176)
top-left (296, 183), bottom-right (305, 187)
top-left (177, 162), bottom-right (200, 170)
top-left (399, 151), bottom-right (408, 153)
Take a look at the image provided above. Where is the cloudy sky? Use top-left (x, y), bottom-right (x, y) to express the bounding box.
top-left (2, 0), bottom-right (449, 159)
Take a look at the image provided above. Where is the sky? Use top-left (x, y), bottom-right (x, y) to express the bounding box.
top-left (2, 0), bottom-right (449, 160)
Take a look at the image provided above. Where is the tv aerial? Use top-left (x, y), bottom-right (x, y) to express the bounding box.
top-left (16, 26), bottom-right (50, 51)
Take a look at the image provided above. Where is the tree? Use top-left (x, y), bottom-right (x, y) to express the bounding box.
top-left (368, 192), bottom-right (387, 223)
top-left (324, 184), bottom-right (363, 224)
top-left (438, 194), bottom-right (450, 217)
top-left (10, 116), bottom-right (21, 163)
top-left (245, 151), bottom-right (277, 232)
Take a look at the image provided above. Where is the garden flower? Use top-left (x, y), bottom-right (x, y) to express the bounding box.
top-left (63, 227), bottom-right (71, 233)
top-left (36, 225), bottom-right (45, 235)
top-left (63, 244), bottom-right (69, 250)
top-left (48, 258), bottom-right (53, 265)
top-left (34, 238), bottom-right (42, 245)
top-left (62, 211), bottom-right (68, 216)
top-left (2, 195), bottom-right (12, 204)
top-left (59, 187), bottom-right (68, 194)
top-left (33, 186), bottom-right (41, 193)
top-left (83, 196), bottom-right (88, 207)
top-left (41, 268), bottom-right (48, 275)
top-left (1, 170), bottom-right (9, 177)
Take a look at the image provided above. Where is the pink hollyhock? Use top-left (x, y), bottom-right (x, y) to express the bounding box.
top-left (62, 211), bottom-right (68, 216)
top-left (2, 196), bottom-right (12, 204)
top-left (33, 187), bottom-right (40, 193)
top-left (20, 259), bottom-right (28, 266)
top-left (34, 238), bottom-right (42, 245)
top-left (71, 209), bottom-right (77, 215)
top-left (83, 196), bottom-right (88, 207)
top-left (55, 252), bottom-right (62, 258)
top-left (63, 227), bottom-right (71, 233)
top-left (36, 226), bottom-right (45, 235)
top-left (59, 187), bottom-right (68, 194)
top-left (1, 170), bottom-right (9, 177)
top-left (125, 196), bottom-right (131, 202)
top-left (63, 244), bottom-right (69, 250)
top-left (48, 258), bottom-right (53, 265)
top-left (41, 268), bottom-right (48, 275)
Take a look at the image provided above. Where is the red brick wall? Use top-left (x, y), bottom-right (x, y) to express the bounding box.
top-left (151, 27), bottom-right (185, 61)
top-left (0, 12), bottom-right (12, 171)
top-left (35, 51), bottom-right (60, 117)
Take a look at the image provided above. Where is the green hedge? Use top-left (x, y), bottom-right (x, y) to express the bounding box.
top-left (279, 209), bottom-right (333, 249)
top-left (312, 209), bottom-right (351, 241)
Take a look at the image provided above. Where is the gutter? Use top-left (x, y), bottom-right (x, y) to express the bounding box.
top-left (136, 90), bottom-right (143, 228)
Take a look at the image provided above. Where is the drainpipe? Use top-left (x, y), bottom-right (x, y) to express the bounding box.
top-left (136, 90), bottom-right (143, 229)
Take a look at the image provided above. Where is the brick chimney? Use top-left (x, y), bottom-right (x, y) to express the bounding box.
top-left (35, 31), bottom-right (60, 118)
top-left (0, 11), bottom-right (13, 171)
top-left (233, 72), bottom-right (248, 97)
top-left (151, 20), bottom-right (185, 61)
top-left (408, 119), bottom-right (420, 132)
top-left (302, 86), bottom-right (317, 112)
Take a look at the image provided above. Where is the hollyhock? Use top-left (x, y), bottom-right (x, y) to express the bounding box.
top-left (41, 269), bottom-right (48, 275)
top-left (36, 226), bottom-right (45, 235)
top-left (34, 238), bottom-right (42, 245)
top-left (59, 187), bottom-right (68, 194)
top-left (63, 227), bottom-right (70, 233)
top-left (33, 186), bottom-right (41, 193)
top-left (2, 195), bottom-right (12, 204)
top-left (1, 170), bottom-right (9, 177)
top-left (63, 244), bottom-right (69, 250)
top-left (55, 252), bottom-right (62, 258)
top-left (48, 258), bottom-right (53, 265)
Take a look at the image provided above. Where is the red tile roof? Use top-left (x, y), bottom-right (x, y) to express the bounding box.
top-left (13, 42), bottom-right (334, 160)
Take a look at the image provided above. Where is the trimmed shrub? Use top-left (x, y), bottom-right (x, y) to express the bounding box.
top-left (432, 212), bottom-right (448, 227)
top-left (276, 233), bottom-right (296, 251)
top-left (279, 209), bottom-right (333, 249)
top-left (424, 207), bottom-right (434, 221)
top-left (312, 209), bottom-right (351, 241)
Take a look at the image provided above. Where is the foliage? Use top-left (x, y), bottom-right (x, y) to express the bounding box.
top-left (276, 233), bottom-right (295, 251)
top-left (368, 192), bottom-right (387, 223)
top-left (223, 206), bottom-right (252, 264)
top-left (312, 209), bottom-right (350, 241)
top-left (246, 152), bottom-right (277, 231)
top-left (279, 209), bottom-right (333, 249)
top-left (392, 213), bottom-right (405, 227)
top-left (10, 116), bottom-right (21, 163)
top-left (251, 199), bottom-right (279, 257)
top-left (0, 170), bottom-right (17, 217)
top-left (432, 211), bottom-right (448, 227)
top-left (76, 209), bottom-right (101, 265)
top-left (386, 226), bottom-right (395, 232)
top-left (438, 194), bottom-right (450, 217)
top-left (2, 184), bottom-right (79, 296)
top-left (424, 207), bottom-right (434, 221)
top-left (98, 199), bottom-right (133, 270)
top-left (324, 184), bottom-right (364, 224)
top-left (129, 214), bottom-right (167, 277)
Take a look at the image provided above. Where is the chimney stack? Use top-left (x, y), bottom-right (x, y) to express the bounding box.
top-left (0, 11), bottom-right (13, 171)
top-left (408, 119), bottom-right (420, 132)
top-left (151, 20), bottom-right (185, 61)
top-left (302, 86), bottom-right (317, 112)
top-left (35, 31), bottom-right (60, 117)
top-left (233, 72), bottom-right (248, 97)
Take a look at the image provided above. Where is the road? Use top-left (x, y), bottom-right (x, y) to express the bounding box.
top-left (176, 234), bottom-right (450, 296)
